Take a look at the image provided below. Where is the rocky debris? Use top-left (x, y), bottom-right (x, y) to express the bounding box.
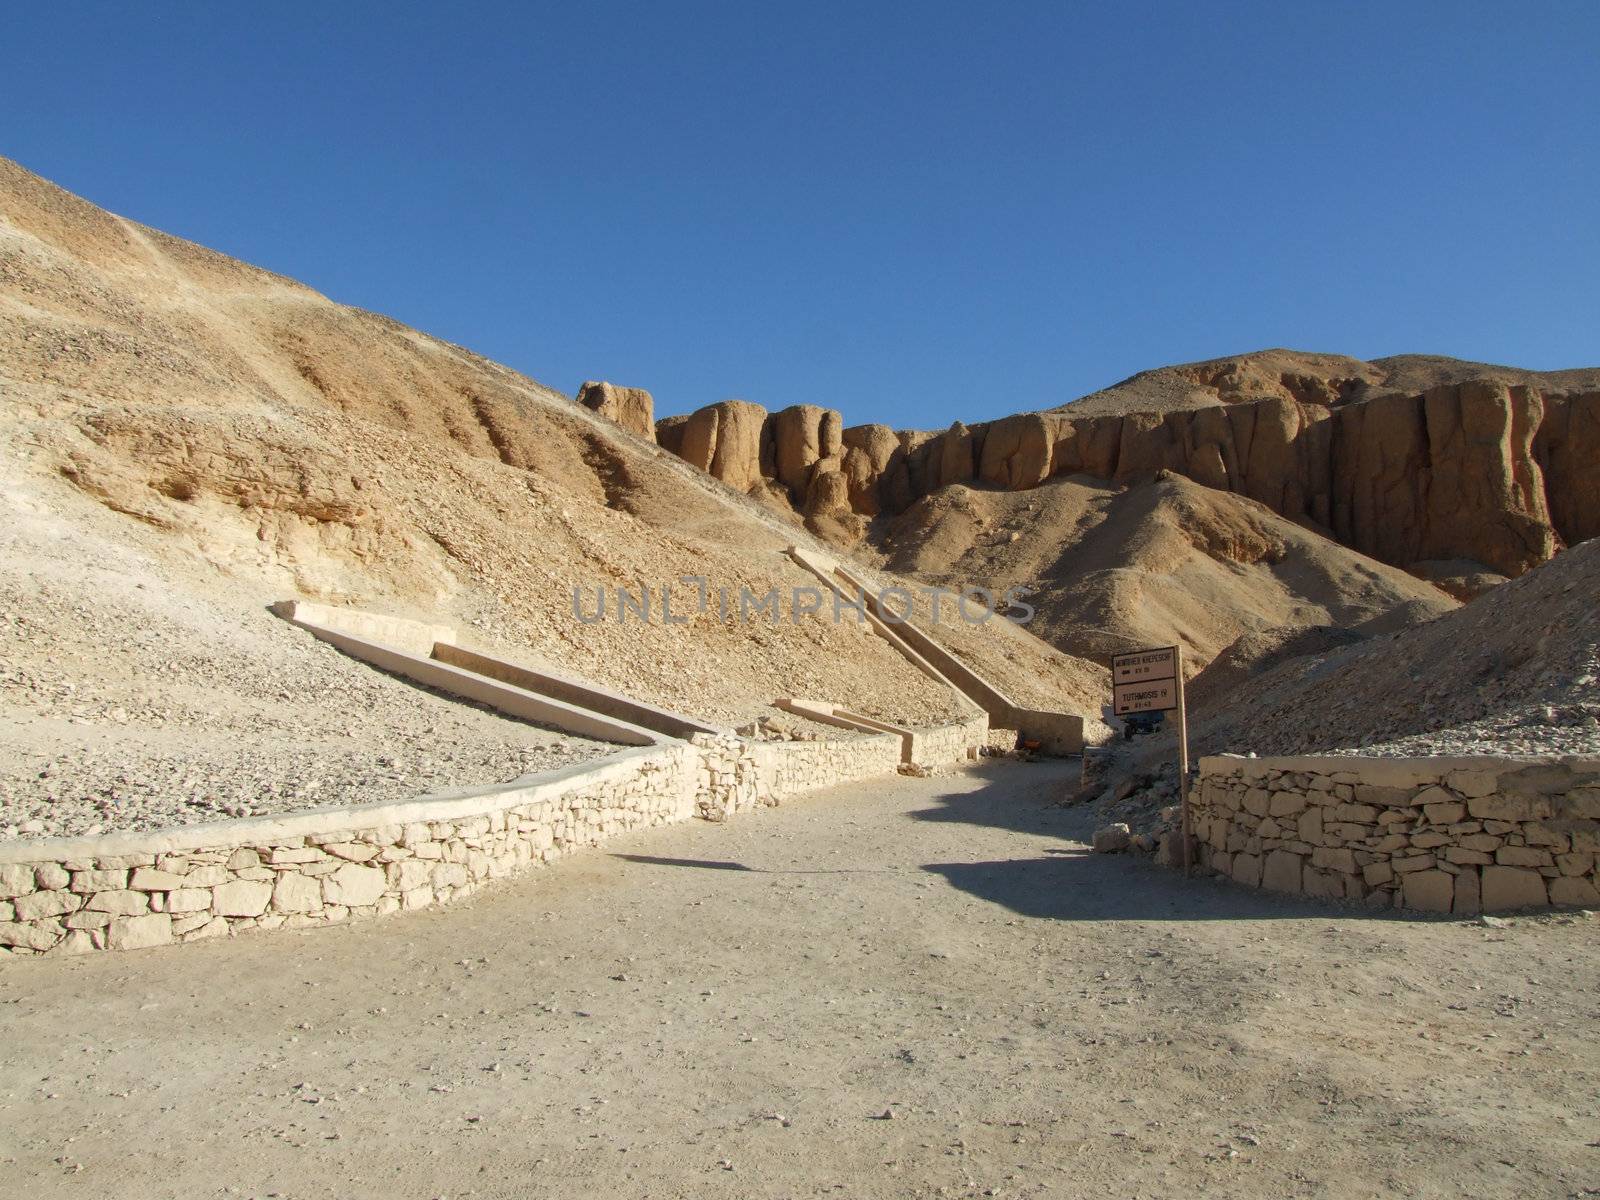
top-left (1091, 823), bottom-right (1131, 853)
top-left (1181, 537), bottom-right (1600, 760)
top-left (575, 381), bottom-right (655, 442)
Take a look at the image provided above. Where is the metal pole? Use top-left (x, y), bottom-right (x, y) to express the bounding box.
top-left (1176, 644), bottom-right (1192, 876)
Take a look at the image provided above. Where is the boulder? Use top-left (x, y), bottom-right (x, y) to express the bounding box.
top-left (575, 381), bottom-right (655, 442)
top-left (1091, 823), bottom-right (1131, 853)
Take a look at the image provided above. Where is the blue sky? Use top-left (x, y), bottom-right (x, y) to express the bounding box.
top-left (6, 2), bottom-right (1597, 428)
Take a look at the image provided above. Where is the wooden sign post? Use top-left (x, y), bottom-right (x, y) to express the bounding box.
top-left (1111, 644), bottom-right (1192, 874)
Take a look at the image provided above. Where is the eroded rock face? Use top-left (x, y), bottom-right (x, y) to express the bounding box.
top-left (673, 400), bottom-right (769, 493)
top-left (576, 381), bottom-right (655, 442)
top-left (771, 404), bottom-right (842, 499)
top-left (650, 365), bottom-right (1595, 577)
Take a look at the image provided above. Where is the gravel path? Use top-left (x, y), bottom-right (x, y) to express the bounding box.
top-left (2, 760), bottom-right (1596, 1199)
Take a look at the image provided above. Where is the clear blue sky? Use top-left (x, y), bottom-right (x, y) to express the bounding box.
top-left (6, 2), bottom-right (1597, 427)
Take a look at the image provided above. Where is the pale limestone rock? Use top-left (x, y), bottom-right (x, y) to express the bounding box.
top-left (85, 890), bottom-right (151, 915)
top-left (14, 890), bottom-right (79, 921)
top-left (107, 913), bottom-right (173, 950)
top-left (0, 921), bottom-right (58, 950)
top-left (323, 863), bottom-right (386, 908)
top-left (1232, 853), bottom-right (1262, 887)
top-left (34, 863), bottom-right (70, 890)
top-left (69, 868), bottom-right (128, 893)
top-left (164, 888), bottom-right (212, 914)
top-left (211, 879), bottom-right (272, 917)
top-left (0, 863), bottom-right (36, 899)
top-left (1495, 846), bottom-right (1552, 868)
top-left (184, 917), bottom-right (230, 941)
top-left (273, 873), bottom-right (323, 913)
top-left (268, 846), bottom-right (325, 865)
top-left (324, 843), bottom-right (379, 863)
top-left (55, 930), bottom-right (98, 955)
top-left (130, 868), bottom-right (187, 891)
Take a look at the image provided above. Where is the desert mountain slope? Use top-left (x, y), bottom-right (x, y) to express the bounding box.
top-left (870, 472), bottom-right (1457, 675)
top-left (1047, 348), bottom-right (1600, 419)
top-left (0, 156), bottom-right (1106, 835)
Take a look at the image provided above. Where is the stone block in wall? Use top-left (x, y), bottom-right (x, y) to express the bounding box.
top-left (130, 868), bottom-right (187, 891)
top-left (0, 920), bottom-right (58, 950)
top-left (1261, 850), bottom-right (1303, 893)
top-left (1401, 870), bottom-right (1454, 912)
top-left (35, 864), bottom-right (69, 890)
top-left (1231, 853), bottom-right (1262, 887)
top-left (1468, 794), bottom-right (1553, 822)
top-left (1392, 854), bottom-right (1435, 874)
top-left (86, 890), bottom-right (150, 915)
top-left (70, 868), bottom-right (128, 893)
top-left (1311, 847), bottom-right (1356, 873)
top-left (1549, 876), bottom-right (1600, 907)
top-left (14, 890), bottom-right (78, 921)
top-left (273, 873), bottom-right (323, 913)
top-left (1302, 870), bottom-right (1343, 900)
top-left (1561, 789), bottom-right (1600, 819)
top-left (1481, 865), bottom-right (1549, 911)
top-left (1495, 846), bottom-right (1553, 868)
top-left (212, 879), bottom-right (272, 917)
top-left (107, 913), bottom-right (172, 950)
top-left (1268, 792), bottom-right (1307, 817)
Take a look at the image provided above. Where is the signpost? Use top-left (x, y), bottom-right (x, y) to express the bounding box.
top-left (1111, 645), bottom-right (1192, 874)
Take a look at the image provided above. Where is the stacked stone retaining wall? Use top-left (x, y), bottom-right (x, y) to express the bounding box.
top-left (1193, 754), bottom-right (1600, 914)
top-left (0, 727), bottom-right (966, 958)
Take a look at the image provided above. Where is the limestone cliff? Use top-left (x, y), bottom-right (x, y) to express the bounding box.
top-left (655, 351), bottom-right (1599, 578)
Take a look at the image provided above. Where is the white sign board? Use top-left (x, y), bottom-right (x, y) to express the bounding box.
top-left (1111, 645), bottom-right (1179, 716)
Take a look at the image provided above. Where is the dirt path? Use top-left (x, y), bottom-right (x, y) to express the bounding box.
top-left (2, 760), bottom-right (1597, 1199)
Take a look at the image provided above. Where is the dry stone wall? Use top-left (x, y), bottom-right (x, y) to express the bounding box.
top-left (0, 728), bottom-right (960, 958)
top-left (1192, 754), bottom-right (1600, 914)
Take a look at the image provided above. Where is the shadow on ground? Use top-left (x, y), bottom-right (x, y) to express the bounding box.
top-left (913, 760), bottom-right (1429, 925)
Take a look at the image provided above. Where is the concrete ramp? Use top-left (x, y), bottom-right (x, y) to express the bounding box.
top-left (784, 548), bottom-right (1084, 755)
top-left (273, 601), bottom-right (693, 746)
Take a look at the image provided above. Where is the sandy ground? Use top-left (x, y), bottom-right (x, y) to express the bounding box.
top-left (2, 760), bottom-right (1597, 1199)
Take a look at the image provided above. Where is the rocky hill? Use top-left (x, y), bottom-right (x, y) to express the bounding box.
top-left (871, 472), bottom-right (1456, 675)
top-left (0, 157), bottom-right (1100, 837)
